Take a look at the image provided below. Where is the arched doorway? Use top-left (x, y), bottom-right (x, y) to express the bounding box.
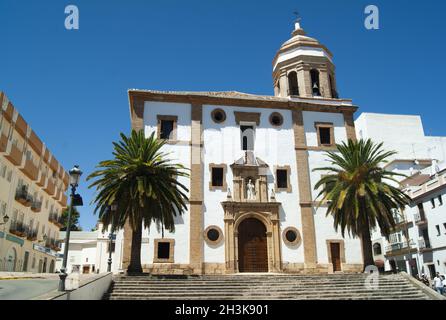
top-left (6, 248), bottom-right (17, 272)
top-left (49, 260), bottom-right (55, 273)
top-left (238, 218), bottom-right (268, 273)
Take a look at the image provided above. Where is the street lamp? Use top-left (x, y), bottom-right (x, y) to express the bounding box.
top-left (0, 215), bottom-right (9, 225)
top-left (58, 165), bottom-right (83, 292)
top-left (107, 204), bottom-right (117, 272)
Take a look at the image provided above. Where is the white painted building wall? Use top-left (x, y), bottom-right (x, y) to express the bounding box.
top-left (355, 112), bottom-right (446, 277)
top-left (118, 101), bottom-right (363, 268)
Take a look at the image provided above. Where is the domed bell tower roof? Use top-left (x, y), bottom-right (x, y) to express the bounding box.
top-left (272, 19), bottom-right (339, 100)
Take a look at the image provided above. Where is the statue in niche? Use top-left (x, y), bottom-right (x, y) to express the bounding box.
top-left (246, 179), bottom-right (256, 201)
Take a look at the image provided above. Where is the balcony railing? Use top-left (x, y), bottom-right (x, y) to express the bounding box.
top-left (418, 238), bottom-right (432, 251)
top-left (48, 212), bottom-right (64, 228)
top-left (15, 186), bottom-right (33, 207)
top-left (45, 237), bottom-right (61, 251)
top-left (31, 201), bottom-right (42, 213)
top-left (25, 227), bottom-right (38, 241)
top-left (385, 241), bottom-right (416, 255)
top-left (9, 221), bottom-right (27, 238)
top-left (414, 212), bottom-right (427, 225)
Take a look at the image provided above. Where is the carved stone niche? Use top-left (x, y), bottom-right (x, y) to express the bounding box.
top-left (230, 151), bottom-right (269, 203)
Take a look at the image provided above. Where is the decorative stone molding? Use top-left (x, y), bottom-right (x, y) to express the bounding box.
top-left (156, 115), bottom-right (178, 141)
top-left (314, 122), bottom-right (335, 147)
top-left (274, 165), bottom-right (292, 193)
top-left (234, 111), bottom-right (261, 125)
top-left (153, 238), bottom-right (175, 263)
top-left (204, 225), bottom-right (224, 246)
top-left (221, 201), bottom-right (282, 273)
top-left (209, 163), bottom-right (228, 192)
top-left (282, 227), bottom-right (301, 247)
top-left (211, 108), bottom-right (226, 124)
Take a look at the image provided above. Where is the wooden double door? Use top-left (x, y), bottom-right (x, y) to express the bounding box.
top-left (238, 218), bottom-right (268, 273)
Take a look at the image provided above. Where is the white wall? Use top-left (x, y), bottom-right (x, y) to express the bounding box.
top-left (142, 101), bottom-right (191, 265)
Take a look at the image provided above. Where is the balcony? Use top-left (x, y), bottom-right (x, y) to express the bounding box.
top-left (9, 221), bottom-right (27, 238)
top-left (48, 212), bottom-right (64, 228)
top-left (59, 193), bottom-right (68, 208)
top-left (36, 173), bottom-right (46, 187)
top-left (45, 237), bottom-right (61, 252)
top-left (414, 212), bottom-right (428, 226)
top-left (391, 214), bottom-right (412, 232)
top-left (31, 201), bottom-right (42, 213)
top-left (52, 188), bottom-right (61, 201)
top-left (5, 143), bottom-right (23, 166)
top-left (20, 158), bottom-right (39, 181)
top-left (25, 228), bottom-right (38, 241)
top-left (15, 186), bottom-right (33, 207)
top-left (385, 242), bottom-right (417, 257)
top-left (44, 179), bottom-right (55, 196)
top-left (418, 238), bottom-right (433, 253)
top-left (0, 133), bottom-right (7, 152)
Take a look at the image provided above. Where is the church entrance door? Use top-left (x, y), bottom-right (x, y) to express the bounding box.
top-left (238, 218), bottom-right (268, 272)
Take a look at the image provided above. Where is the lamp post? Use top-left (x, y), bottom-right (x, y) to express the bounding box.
top-left (107, 204), bottom-right (117, 273)
top-left (58, 165), bottom-right (83, 292)
top-left (0, 215), bottom-right (9, 226)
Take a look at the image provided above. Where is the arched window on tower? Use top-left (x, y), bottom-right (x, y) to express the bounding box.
top-left (310, 69), bottom-right (321, 97)
top-left (373, 243), bottom-right (382, 255)
top-left (287, 71), bottom-right (299, 96)
top-left (329, 74), bottom-right (338, 99)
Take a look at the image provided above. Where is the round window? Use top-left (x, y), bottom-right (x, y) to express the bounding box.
top-left (211, 109), bottom-right (226, 124)
top-left (269, 112), bottom-right (283, 127)
top-left (207, 228), bottom-right (220, 242)
top-left (204, 226), bottom-right (223, 245)
top-left (286, 230), bottom-right (297, 243)
top-left (282, 227), bottom-right (301, 246)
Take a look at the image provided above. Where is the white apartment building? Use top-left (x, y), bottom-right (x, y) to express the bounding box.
top-left (56, 224), bottom-right (120, 274)
top-left (0, 92), bottom-right (69, 273)
top-left (356, 113), bottom-right (446, 278)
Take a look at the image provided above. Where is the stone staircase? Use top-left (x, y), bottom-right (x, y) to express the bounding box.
top-left (104, 273), bottom-right (439, 300)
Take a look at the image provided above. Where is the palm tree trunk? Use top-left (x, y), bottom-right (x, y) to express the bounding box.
top-left (127, 217), bottom-right (143, 274)
top-left (361, 218), bottom-right (375, 271)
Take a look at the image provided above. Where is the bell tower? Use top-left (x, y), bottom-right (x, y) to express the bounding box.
top-left (272, 19), bottom-right (339, 99)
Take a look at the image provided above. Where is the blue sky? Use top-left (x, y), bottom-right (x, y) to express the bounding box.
top-left (1, 0), bottom-right (445, 230)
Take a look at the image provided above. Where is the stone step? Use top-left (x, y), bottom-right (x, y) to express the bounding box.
top-left (105, 292), bottom-right (428, 300)
top-left (105, 274), bottom-right (433, 300)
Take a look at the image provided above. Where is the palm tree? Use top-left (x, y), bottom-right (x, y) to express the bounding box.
top-left (313, 139), bottom-right (411, 269)
top-left (87, 130), bottom-right (189, 273)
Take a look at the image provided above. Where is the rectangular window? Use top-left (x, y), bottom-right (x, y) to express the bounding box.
top-left (315, 123), bottom-right (334, 147)
top-left (211, 167), bottom-right (224, 187)
top-left (157, 242), bottom-right (170, 259)
top-left (276, 169), bottom-right (288, 189)
top-left (438, 195), bottom-right (443, 206)
top-left (160, 120), bottom-right (174, 139)
top-left (436, 225), bottom-right (441, 236)
top-left (157, 115), bottom-right (178, 141)
top-left (7, 170), bottom-right (12, 182)
top-left (319, 127), bottom-right (331, 145)
top-left (431, 198), bottom-right (436, 209)
top-left (443, 223), bottom-right (446, 235)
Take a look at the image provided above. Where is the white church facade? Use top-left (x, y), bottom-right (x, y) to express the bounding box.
top-left (112, 21), bottom-right (365, 275)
